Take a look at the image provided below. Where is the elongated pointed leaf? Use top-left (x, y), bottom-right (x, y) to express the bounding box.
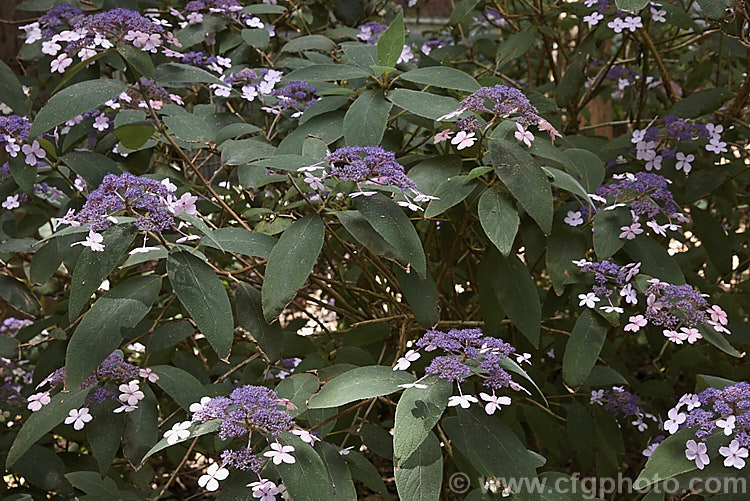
top-left (490, 138), bottom-right (552, 235)
top-left (308, 366), bottom-right (415, 408)
top-left (153, 365), bottom-right (206, 410)
top-left (318, 442), bottom-right (358, 501)
top-left (65, 276), bottom-right (161, 388)
top-left (344, 89), bottom-right (392, 146)
top-left (277, 433), bottom-right (335, 501)
top-left (394, 376), bottom-right (452, 461)
top-left (376, 12), bottom-right (404, 67)
top-left (236, 282), bottom-right (282, 362)
top-left (478, 186), bottom-right (519, 256)
top-left (261, 213), bottom-right (325, 321)
top-left (399, 67), bottom-right (480, 92)
top-left (395, 431), bottom-right (443, 501)
top-left (562, 310), bottom-right (608, 387)
top-left (168, 249), bottom-right (234, 359)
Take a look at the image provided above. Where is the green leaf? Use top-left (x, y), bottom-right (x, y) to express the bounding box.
top-left (242, 28), bottom-right (270, 49)
top-left (0, 275), bottom-right (40, 315)
top-left (0, 334), bottom-right (19, 359)
top-left (490, 138), bottom-right (553, 235)
top-left (562, 310), bottom-right (608, 387)
top-left (344, 451), bottom-right (389, 500)
top-left (154, 62), bottom-right (225, 87)
top-left (669, 88), bottom-right (734, 118)
top-left (393, 375), bottom-right (452, 461)
top-left (60, 151), bottom-right (121, 188)
top-left (634, 427), bottom-right (716, 489)
top-left (496, 31), bottom-right (535, 69)
top-left (699, 324), bottom-right (741, 358)
top-left (318, 442), bottom-right (358, 501)
top-left (393, 267), bottom-right (439, 329)
top-left (478, 186), bottom-right (519, 256)
top-left (308, 365), bottom-right (415, 408)
top-left (337, 210), bottom-right (400, 260)
top-left (691, 207), bottom-right (732, 275)
top-left (168, 249), bottom-right (234, 359)
top-left (65, 275), bottom-right (161, 388)
top-left (623, 238), bottom-right (685, 284)
top-left (236, 282), bottom-right (282, 362)
top-left (275, 373), bottom-right (319, 418)
top-left (542, 166), bottom-right (593, 206)
top-left (284, 64), bottom-right (372, 82)
top-left (164, 112), bottom-right (213, 143)
top-left (261, 213), bottom-right (324, 321)
top-left (399, 67), bottom-right (481, 92)
top-left (29, 79), bottom-right (128, 139)
top-left (0, 59), bottom-right (29, 114)
top-left (141, 420), bottom-right (221, 464)
top-left (153, 365), bottom-right (206, 410)
top-left (11, 445), bottom-right (66, 491)
top-left (450, 0), bottom-right (481, 24)
top-left (424, 175), bottom-right (477, 218)
top-left (7, 387), bottom-right (90, 467)
top-left (123, 385), bottom-right (159, 464)
top-left (394, 431), bottom-right (443, 501)
top-left (485, 251), bottom-right (541, 347)
top-left (199, 228), bottom-right (277, 258)
top-left (546, 223), bottom-right (587, 295)
top-left (277, 433), bottom-right (335, 501)
top-left (114, 123), bottom-right (155, 149)
top-left (355, 194), bottom-right (427, 278)
top-left (344, 89), bottom-right (392, 146)
top-left (593, 206), bottom-right (631, 260)
top-left (376, 12), bottom-right (405, 67)
top-left (118, 43), bottom-right (154, 77)
top-left (614, 0), bottom-right (649, 12)
top-left (86, 399), bottom-right (126, 474)
top-left (556, 59), bottom-right (585, 107)
top-left (69, 225), bottom-right (137, 320)
top-left (146, 320), bottom-right (193, 353)
top-left (387, 89), bottom-right (460, 121)
top-left (9, 155), bottom-right (35, 193)
top-left (221, 138), bottom-right (276, 165)
top-left (282, 35), bottom-right (336, 53)
top-left (696, 0), bottom-right (731, 19)
top-left (65, 471), bottom-right (120, 499)
top-left (442, 408), bottom-right (540, 499)
top-left (560, 148), bottom-right (605, 193)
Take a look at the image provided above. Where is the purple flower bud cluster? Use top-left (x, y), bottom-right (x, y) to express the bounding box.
top-left (415, 328), bottom-right (518, 391)
top-left (575, 259), bottom-right (640, 299)
top-left (356, 21), bottom-right (388, 44)
top-left (38, 5), bottom-right (84, 37)
top-left (325, 146), bottom-right (417, 193)
top-left (0, 317), bottom-right (33, 337)
top-left (71, 172), bottom-right (175, 232)
top-left (270, 81), bottom-right (319, 115)
top-left (454, 85), bottom-right (542, 127)
top-left (0, 115), bottom-right (32, 146)
top-left (67, 8), bottom-right (165, 53)
top-left (184, 0), bottom-right (243, 16)
top-left (179, 51), bottom-right (231, 73)
top-left (120, 78), bottom-right (175, 110)
top-left (191, 385), bottom-right (295, 471)
top-left (645, 279), bottom-right (728, 333)
top-left (590, 387), bottom-right (645, 419)
top-left (594, 172), bottom-right (679, 219)
top-left (455, 116), bottom-right (481, 132)
top-left (33, 182), bottom-right (63, 201)
top-left (39, 352), bottom-right (142, 391)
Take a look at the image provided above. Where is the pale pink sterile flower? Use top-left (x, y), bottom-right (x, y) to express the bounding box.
top-left (564, 210), bottom-right (583, 227)
top-left (624, 315), bottom-right (647, 332)
top-left (447, 394), bottom-right (478, 409)
top-left (163, 420), bottom-right (192, 445)
top-left (685, 439), bottom-right (710, 470)
top-left (451, 130), bottom-right (476, 150)
top-left (479, 393), bottom-right (511, 415)
top-left (675, 152), bottom-right (694, 173)
top-left (118, 380), bottom-right (145, 406)
top-left (619, 222), bottom-right (643, 240)
top-left (50, 53), bottom-right (73, 73)
top-left (433, 129), bottom-right (453, 143)
top-left (394, 349), bottom-right (420, 371)
top-left (664, 407), bottom-right (686, 434)
top-left (720, 440), bottom-right (748, 469)
top-left (264, 442), bottom-right (296, 465)
top-left (514, 123), bottom-right (534, 147)
top-left (27, 391), bottom-right (51, 412)
top-left (291, 428), bottom-right (320, 445)
top-left (64, 407), bottom-right (93, 430)
top-left (71, 230), bottom-right (105, 252)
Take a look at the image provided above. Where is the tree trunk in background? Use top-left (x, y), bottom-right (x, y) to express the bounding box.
top-left (0, 1), bottom-right (24, 71)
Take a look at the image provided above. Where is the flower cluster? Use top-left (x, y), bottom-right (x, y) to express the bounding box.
top-left (0, 317), bottom-right (33, 337)
top-left (575, 260), bottom-right (731, 344)
top-left (629, 118), bottom-right (724, 173)
top-left (183, 385), bottom-right (311, 493)
top-left (567, 172), bottom-right (687, 243)
top-left (176, 0), bottom-right (266, 30)
top-left (661, 382), bottom-right (750, 470)
top-left (30, 352), bottom-right (158, 426)
top-left (62, 173), bottom-right (197, 251)
top-left (394, 328), bottom-right (525, 415)
top-left (436, 85), bottom-right (561, 151)
top-left (19, 5), bottom-right (83, 44)
top-left (179, 50), bottom-right (232, 74)
top-left (0, 115), bottom-right (42, 166)
top-left (590, 386), bottom-right (655, 431)
top-left (213, 67), bottom-right (283, 104)
top-left (268, 81), bottom-right (319, 118)
top-left (581, 0), bottom-right (666, 31)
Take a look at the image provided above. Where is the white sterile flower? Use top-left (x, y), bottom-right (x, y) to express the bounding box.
top-left (176, 235), bottom-right (200, 244)
top-left (338, 446), bottom-right (354, 456)
top-left (679, 394), bottom-right (701, 411)
top-left (399, 382), bottom-right (428, 389)
top-left (264, 442), bottom-right (296, 465)
top-left (546, 348), bottom-right (555, 359)
top-left (623, 16), bottom-right (643, 32)
top-left (706, 123), bottom-right (723, 139)
top-left (651, 7), bottom-right (667, 23)
top-left (664, 329), bottom-right (687, 344)
top-left (22, 140), bottom-right (46, 166)
top-left (664, 407), bottom-right (686, 434)
top-left (394, 349), bottom-right (420, 371)
top-left (189, 397), bottom-right (212, 414)
top-left (41, 40), bottom-right (61, 56)
top-left (211, 84), bottom-right (232, 97)
top-left (397, 200), bottom-right (422, 212)
top-left (303, 172), bottom-right (324, 191)
top-left (631, 129), bottom-right (646, 143)
top-left (578, 292), bottom-right (600, 308)
top-left (643, 442), bottom-right (659, 457)
top-left (600, 305), bottom-right (624, 314)
top-left (2, 194), bottom-right (20, 210)
top-left (479, 393), bottom-right (511, 415)
top-left (645, 155), bottom-right (662, 171)
top-left (708, 305), bottom-right (728, 325)
top-left (21, 22), bottom-right (42, 44)
top-left (515, 352), bottom-right (532, 365)
top-left (258, 80), bottom-right (275, 95)
top-left (674, 152), bottom-right (694, 173)
top-left (291, 428), bottom-right (320, 445)
top-left (590, 389), bottom-right (605, 405)
top-left (64, 407), bottom-right (93, 430)
top-left (198, 462), bottom-right (229, 492)
top-left (113, 404), bottom-right (138, 413)
top-left (720, 440), bottom-right (748, 469)
top-left (433, 129), bottom-right (453, 143)
top-left (706, 137), bottom-right (728, 154)
top-left (514, 123), bottom-right (534, 147)
top-left (646, 220), bottom-right (668, 237)
top-left (242, 84), bottom-right (258, 102)
top-left (451, 130), bottom-right (476, 150)
top-left (129, 246), bottom-right (161, 255)
top-left (248, 479), bottom-right (280, 500)
top-left (50, 54), bottom-right (73, 73)
top-left (350, 190), bottom-right (377, 198)
top-left (583, 12), bottom-right (604, 27)
top-left (620, 284), bottom-right (637, 305)
top-left (619, 222), bottom-right (643, 240)
top-left (680, 327), bottom-right (702, 344)
top-left (187, 12), bottom-right (203, 24)
top-left (246, 16), bottom-right (264, 28)
top-left (564, 210), bottom-right (584, 227)
top-left (118, 380), bottom-right (145, 406)
top-left (685, 440), bottom-right (710, 470)
top-left (397, 45), bottom-right (414, 64)
top-left (27, 391), bottom-right (51, 412)
top-left (437, 109), bottom-right (462, 121)
top-left (92, 114), bottom-right (110, 132)
top-left (171, 193), bottom-right (198, 216)
top-left (624, 315), bottom-right (647, 332)
top-left (447, 394), bottom-right (478, 408)
top-left (163, 420), bottom-right (192, 445)
top-left (71, 230), bottom-right (105, 252)
top-left (607, 18), bottom-right (625, 33)
top-left (632, 416), bottom-right (648, 432)
top-left (717, 415), bottom-right (736, 436)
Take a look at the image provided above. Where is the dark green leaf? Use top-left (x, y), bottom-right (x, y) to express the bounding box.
top-left (0, 59), bottom-right (29, 114)
top-left (318, 442), bottom-right (358, 501)
top-left (344, 90), bottom-right (392, 147)
top-left (86, 399), bottom-right (126, 474)
top-left (64, 471), bottom-right (120, 499)
top-left (277, 433), bottom-right (335, 501)
top-left (164, 112), bottom-right (213, 143)
top-left (669, 88), bottom-right (734, 118)
top-left (284, 64), bottom-right (372, 82)
top-left (399, 67), bottom-right (480, 92)
top-left (0, 275), bottom-right (40, 315)
top-left (394, 267), bottom-right (439, 329)
top-left (478, 186), bottom-right (519, 256)
top-left (691, 207), bottom-right (732, 275)
top-left (376, 12), bottom-right (405, 67)
top-left (200, 228), bottom-right (276, 258)
top-left (393, 375), bottom-right (452, 461)
top-left (236, 282), bottom-right (282, 362)
top-left (275, 373), bottom-right (319, 418)
top-left (562, 310), bottom-right (608, 387)
top-left (282, 35), bottom-right (335, 53)
top-left (308, 366), bottom-right (415, 408)
top-left (424, 175), bottom-right (477, 218)
top-left (221, 138), bottom-right (276, 165)
top-left (154, 62), bottom-right (225, 87)
top-left (394, 431), bottom-right (443, 501)
top-left (153, 365), bottom-right (206, 410)
top-left (624, 238), bottom-right (684, 284)
top-left (593, 207), bottom-right (631, 260)
top-left (387, 89), bottom-right (460, 121)
top-left (614, 0), bottom-right (649, 12)
top-left (60, 151), bottom-right (121, 188)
